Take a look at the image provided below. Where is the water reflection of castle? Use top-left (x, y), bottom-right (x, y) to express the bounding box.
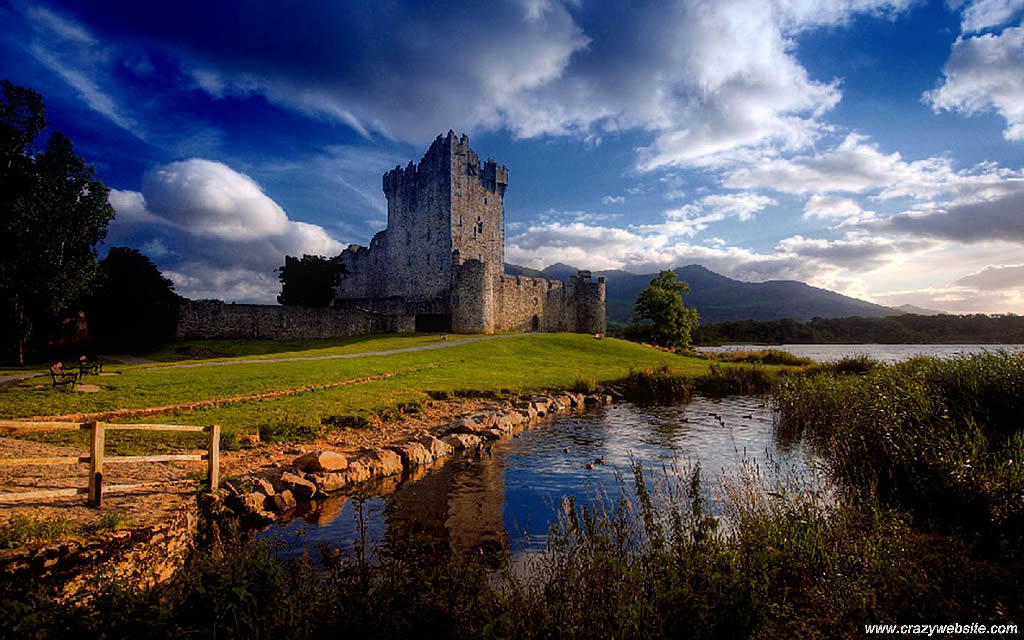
top-left (298, 450), bottom-right (509, 557)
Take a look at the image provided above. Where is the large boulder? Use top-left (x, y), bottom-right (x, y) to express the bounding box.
top-left (388, 441), bottom-right (433, 467)
top-left (225, 492), bottom-right (265, 516)
top-left (269, 490), bottom-right (297, 512)
top-left (359, 448), bottom-right (404, 477)
top-left (442, 433), bottom-right (482, 450)
top-left (279, 472), bottom-right (317, 501)
top-left (292, 451), bottom-right (349, 473)
top-left (417, 435), bottom-right (453, 459)
top-left (309, 472), bottom-right (347, 493)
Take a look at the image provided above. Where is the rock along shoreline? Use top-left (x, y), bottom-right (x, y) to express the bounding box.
top-left (212, 390), bottom-right (614, 526)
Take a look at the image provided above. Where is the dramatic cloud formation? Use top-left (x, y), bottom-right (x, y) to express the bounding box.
top-left (33, 0), bottom-right (916, 169)
top-left (955, 263), bottom-right (1024, 289)
top-left (867, 190), bottom-right (1024, 244)
top-left (927, 2), bottom-right (1024, 140)
top-left (107, 160), bottom-right (342, 302)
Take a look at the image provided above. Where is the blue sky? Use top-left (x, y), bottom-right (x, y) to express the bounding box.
top-left (2, 0), bottom-right (1023, 313)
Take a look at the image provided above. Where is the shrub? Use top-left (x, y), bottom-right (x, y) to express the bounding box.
top-left (569, 376), bottom-right (597, 394)
top-left (694, 363), bottom-right (773, 396)
top-left (619, 366), bottom-right (693, 404)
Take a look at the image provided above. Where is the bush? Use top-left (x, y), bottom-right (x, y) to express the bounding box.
top-left (694, 363), bottom-right (773, 396)
top-left (619, 366), bottom-right (693, 404)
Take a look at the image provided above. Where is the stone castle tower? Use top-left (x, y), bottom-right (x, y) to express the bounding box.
top-left (336, 131), bottom-right (605, 335)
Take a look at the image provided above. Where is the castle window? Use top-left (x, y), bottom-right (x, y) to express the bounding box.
top-left (458, 215), bottom-right (463, 226)
top-left (484, 197), bottom-right (488, 205)
top-left (406, 230), bottom-right (411, 246)
top-left (532, 297), bottom-right (539, 306)
top-left (426, 254), bottom-right (430, 265)
top-left (426, 229), bottom-right (431, 241)
top-left (456, 187), bottom-right (462, 197)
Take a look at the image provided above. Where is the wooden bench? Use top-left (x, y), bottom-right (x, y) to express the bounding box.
top-left (78, 355), bottom-right (103, 376)
top-left (49, 363), bottom-right (78, 390)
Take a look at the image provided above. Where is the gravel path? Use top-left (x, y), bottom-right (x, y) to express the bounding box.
top-left (147, 333), bottom-right (529, 370)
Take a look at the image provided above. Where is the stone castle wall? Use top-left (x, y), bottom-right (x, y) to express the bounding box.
top-left (176, 300), bottom-right (413, 340)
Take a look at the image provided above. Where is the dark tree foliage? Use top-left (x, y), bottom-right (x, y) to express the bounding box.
top-left (626, 270), bottom-right (699, 350)
top-left (694, 313), bottom-right (1024, 345)
top-left (0, 80), bottom-right (114, 364)
top-left (277, 254), bottom-right (348, 307)
top-left (87, 248), bottom-right (184, 351)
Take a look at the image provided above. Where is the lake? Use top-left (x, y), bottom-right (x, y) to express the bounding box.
top-left (697, 343), bottom-right (1024, 363)
top-left (261, 396), bottom-right (820, 558)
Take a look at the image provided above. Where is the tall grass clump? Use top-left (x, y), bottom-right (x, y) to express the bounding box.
top-left (619, 366), bottom-right (693, 404)
top-left (706, 349), bottom-right (814, 367)
top-left (694, 363), bottom-right (774, 397)
top-left (773, 351), bottom-right (1024, 553)
top-left (4, 462), bottom-right (1006, 638)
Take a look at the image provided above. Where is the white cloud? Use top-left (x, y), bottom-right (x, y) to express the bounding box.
top-left (959, 0), bottom-right (1024, 32)
top-left (601, 195), bottom-right (625, 205)
top-left (954, 263), bottom-right (1024, 288)
top-left (803, 194), bottom-right (865, 219)
top-left (142, 159), bottom-right (290, 241)
top-left (865, 189), bottom-right (1024, 243)
top-left (49, 0), bottom-right (912, 168)
top-left (107, 160), bottom-right (343, 302)
top-left (927, 0), bottom-right (1024, 141)
top-left (724, 134), bottom-right (1024, 210)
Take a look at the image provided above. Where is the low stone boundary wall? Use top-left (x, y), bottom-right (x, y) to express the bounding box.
top-left (215, 391), bottom-right (614, 524)
top-left (0, 500), bottom-right (199, 600)
top-left (176, 300), bottom-right (415, 340)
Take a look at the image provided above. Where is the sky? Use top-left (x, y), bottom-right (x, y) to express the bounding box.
top-left (2, 0), bottom-right (1023, 313)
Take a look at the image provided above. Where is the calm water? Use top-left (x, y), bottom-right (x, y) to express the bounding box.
top-left (261, 397), bottom-right (818, 558)
top-left (697, 343), bottom-right (1024, 363)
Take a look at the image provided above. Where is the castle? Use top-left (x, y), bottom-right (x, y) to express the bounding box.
top-left (334, 131), bottom-right (606, 335)
top-left (176, 132), bottom-right (605, 340)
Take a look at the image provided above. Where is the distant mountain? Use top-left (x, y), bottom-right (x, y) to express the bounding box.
top-left (894, 303), bottom-right (946, 316)
top-left (506, 262), bottom-right (903, 326)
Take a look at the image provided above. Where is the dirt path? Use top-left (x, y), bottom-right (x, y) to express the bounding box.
top-left (26, 363), bottom-right (451, 422)
top-left (147, 333), bottom-right (528, 370)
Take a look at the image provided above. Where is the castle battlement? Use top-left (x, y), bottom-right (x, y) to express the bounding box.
top-left (340, 131), bottom-right (604, 336)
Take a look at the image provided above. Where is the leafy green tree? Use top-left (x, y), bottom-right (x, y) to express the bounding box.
top-left (630, 270), bottom-right (699, 349)
top-left (0, 80), bottom-right (114, 364)
top-left (87, 248), bottom-right (184, 351)
top-left (276, 254), bottom-right (348, 307)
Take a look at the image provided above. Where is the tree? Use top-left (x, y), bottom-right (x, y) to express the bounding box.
top-left (0, 80), bottom-right (114, 364)
top-left (87, 248), bottom-right (184, 351)
top-left (629, 270), bottom-right (699, 350)
top-left (276, 254), bottom-right (348, 307)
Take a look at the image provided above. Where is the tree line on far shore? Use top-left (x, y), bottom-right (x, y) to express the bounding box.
top-left (694, 313), bottom-right (1024, 345)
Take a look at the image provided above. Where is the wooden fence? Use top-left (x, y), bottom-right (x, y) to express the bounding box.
top-left (0, 421), bottom-right (220, 507)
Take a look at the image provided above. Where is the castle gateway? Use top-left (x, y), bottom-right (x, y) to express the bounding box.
top-left (335, 131), bottom-right (606, 335)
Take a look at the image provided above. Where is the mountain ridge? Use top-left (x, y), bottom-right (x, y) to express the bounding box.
top-left (504, 262), bottom-right (928, 326)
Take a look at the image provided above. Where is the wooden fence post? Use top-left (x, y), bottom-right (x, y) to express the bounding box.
top-left (87, 421), bottom-right (104, 507)
top-left (207, 424), bottom-right (220, 491)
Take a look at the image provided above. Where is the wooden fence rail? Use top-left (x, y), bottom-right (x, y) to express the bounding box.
top-left (0, 420), bottom-right (219, 507)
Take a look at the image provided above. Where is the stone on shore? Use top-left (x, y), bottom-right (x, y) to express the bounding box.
top-left (292, 450), bottom-right (349, 473)
top-left (388, 441), bottom-right (433, 467)
top-left (417, 435), bottom-right (454, 459)
top-left (442, 433), bottom-right (482, 450)
top-left (359, 448), bottom-right (404, 477)
top-left (279, 472), bottom-right (317, 501)
top-left (270, 490), bottom-right (297, 512)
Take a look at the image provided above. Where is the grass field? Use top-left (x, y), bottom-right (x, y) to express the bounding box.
top-left (2, 333), bottom-right (765, 450)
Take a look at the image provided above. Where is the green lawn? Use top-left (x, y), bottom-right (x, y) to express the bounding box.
top-left (141, 333), bottom-right (486, 363)
top-left (1, 333), bottom-right (782, 450)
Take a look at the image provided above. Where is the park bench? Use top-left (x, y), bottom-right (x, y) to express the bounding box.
top-left (78, 355), bottom-right (103, 376)
top-left (49, 362), bottom-right (78, 390)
